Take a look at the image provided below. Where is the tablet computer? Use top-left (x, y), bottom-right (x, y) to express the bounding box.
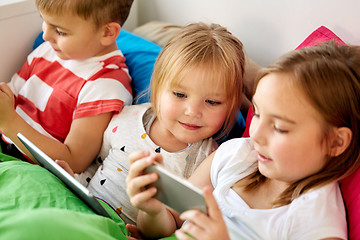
top-left (145, 162), bottom-right (207, 213)
top-left (17, 132), bottom-right (111, 218)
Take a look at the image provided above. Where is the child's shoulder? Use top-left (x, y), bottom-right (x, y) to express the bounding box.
top-left (121, 102), bottom-right (152, 114)
top-left (110, 103), bottom-right (152, 122)
top-left (217, 137), bottom-right (254, 156)
top-left (289, 181), bottom-right (345, 220)
top-left (286, 182), bottom-right (346, 238)
top-left (27, 41), bottom-right (56, 63)
top-left (293, 181), bottom-right (342, 205)
top-left (212, 138), bottom-right (257, 181)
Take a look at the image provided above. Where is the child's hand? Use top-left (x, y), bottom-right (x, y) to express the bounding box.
top-left (126, 150), bottom-right (164, 215)
top-left (175, 186), bottom-right (231, 240)
top-left (55, 160), bottom-right (75, 177)
top-left (0, 83), bottom-right (16, 129)
top-left (125, 224), bottom-right (144, 240)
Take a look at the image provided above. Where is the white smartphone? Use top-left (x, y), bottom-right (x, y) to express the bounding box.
top-left (145, 162), bottom-right (207, 213)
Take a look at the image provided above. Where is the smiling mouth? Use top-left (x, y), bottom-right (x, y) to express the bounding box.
top-left (179, 121), bottom-right (201, 130)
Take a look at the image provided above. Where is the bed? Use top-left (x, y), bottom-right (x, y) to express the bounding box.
top-left (0, 21), bottom-right (359, 239)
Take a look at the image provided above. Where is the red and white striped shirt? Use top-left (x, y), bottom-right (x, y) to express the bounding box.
top-left (5, 41), bottom-right (132, 143)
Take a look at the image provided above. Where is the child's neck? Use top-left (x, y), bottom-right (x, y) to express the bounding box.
top-left (232, 178), bottom-right (289, 209)
top-left (148, 117), bottom-right (189, 153)
top-left (94, 42), bottom-right (118, 57)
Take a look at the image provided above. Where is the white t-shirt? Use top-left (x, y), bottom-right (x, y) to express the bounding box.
top-left (211, 138), bottom-right (347, 240)
top-left (78, 103), bottom-right (217, 224)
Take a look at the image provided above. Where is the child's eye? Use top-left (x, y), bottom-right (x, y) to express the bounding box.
top-left (252, 105), bottom-right (259, 118)
top-left (173, 91), bottom-right (186, 98)
top-left (274, 126), bottom-right (288, 134)
top-left (56, 29), bottom-right (67, 36)
top-left (205, 99), bottom-right (221, 105)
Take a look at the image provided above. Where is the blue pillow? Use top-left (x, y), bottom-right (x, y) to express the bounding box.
top-left (33, 30), bottom-right (162, 104)
top-left (215, 113), bottom-right (246, 144)
top-left (116, 30), bottom-right (162, 103)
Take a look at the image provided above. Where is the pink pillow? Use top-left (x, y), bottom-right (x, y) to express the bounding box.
top-left (341, 169), bottom-right (360, 240)
top-left (295, 26), bottom-right (345, 49)
top-left (242, 108), bottom-right (253, 138)
top-left (242, 26), bottom-right (360, 239)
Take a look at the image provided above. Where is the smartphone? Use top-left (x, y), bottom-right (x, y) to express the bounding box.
top-left (145, 162), bottom-right (207, 213)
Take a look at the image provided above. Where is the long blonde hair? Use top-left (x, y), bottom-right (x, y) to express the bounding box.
top-left (150, 22), bottom-right (245, 140)
top-left (245, 41), bottom-right (360, 206)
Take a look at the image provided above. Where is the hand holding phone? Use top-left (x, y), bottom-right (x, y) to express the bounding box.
top-left (145, 162), bottom-right (207, 214)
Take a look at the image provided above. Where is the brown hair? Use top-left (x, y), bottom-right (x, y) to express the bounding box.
top-left (245, 41), bottom-right (360, 206)
top-left (35, 0), bottom-right (134, 27)
top-left (150, 22), bottom-right (245, 140)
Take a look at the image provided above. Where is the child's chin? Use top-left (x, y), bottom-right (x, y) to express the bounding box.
top-left (56, 53), bottom-right (70, 60)
top-left (54, 51), bottom-right (73, 60)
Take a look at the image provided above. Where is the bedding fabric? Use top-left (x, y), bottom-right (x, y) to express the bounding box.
top-left (0, 153), bottom-right (129, 239)
top-left (341, 168), bottom-right (360, 240)
top-left (0, 150), bottom-right (178, 239)
top-left (0, 208), bottom-right (128, 240)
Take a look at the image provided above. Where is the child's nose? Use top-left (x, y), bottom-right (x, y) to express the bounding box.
top-left (249, 119), bottom-right (267, 145)
top-left (184, 101), bottom-right (202, 117)
top-left (42, 23), bottom-right (54, 43)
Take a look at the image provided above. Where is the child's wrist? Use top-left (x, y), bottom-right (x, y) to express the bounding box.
top-left (0, 112), bottom-right (21, 135)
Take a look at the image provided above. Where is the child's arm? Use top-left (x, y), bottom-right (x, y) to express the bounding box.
top-left (0, 83), bottom-right (111, 172)
top-left (0, 83), bottom-right (14, 129)
top-left (55, 160), bottom-right (75, 177)
top-left (187, 151), bottom-right (214, 188)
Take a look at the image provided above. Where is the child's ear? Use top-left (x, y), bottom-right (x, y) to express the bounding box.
top-left (329, 127), bottom-right (352, 157)
top-left (100, 22), bottom-right (121, 46)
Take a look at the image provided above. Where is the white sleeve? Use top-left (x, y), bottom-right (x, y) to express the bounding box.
top-left (284, 183), bottom-right (347, 239)
top-left (210, 138), bottom-right (257, 189)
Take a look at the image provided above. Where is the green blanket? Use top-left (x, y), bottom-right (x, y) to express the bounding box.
top-left (0, 151), bottom-right (128, 239)
top-left (0, 150), bottom-right (178, 240)
top-left (0, 208), bottom-right (128, 240)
